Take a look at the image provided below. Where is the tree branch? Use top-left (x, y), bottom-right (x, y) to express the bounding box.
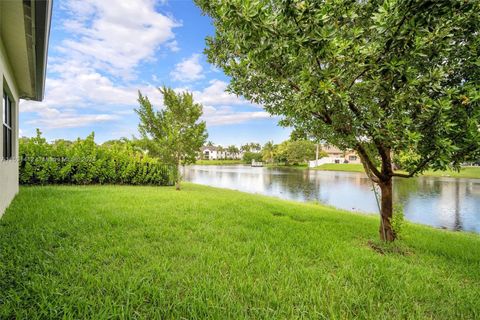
top-left (347, 0), bottom-right (415, 90)
top-left (312, 111), bottom-right (332, 125)
top-left (290, 8), bottom-right (323, 73)
top-left (356, 143), bottom-right (385, 181)
top-left (392, 150), bottom-right (438, 178)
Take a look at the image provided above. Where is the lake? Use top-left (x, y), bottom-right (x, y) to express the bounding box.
top-left (183, 165), bottom-right (480, 233)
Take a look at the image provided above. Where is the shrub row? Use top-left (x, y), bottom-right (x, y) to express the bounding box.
top-left (19, 131), bottom-right (177, 186)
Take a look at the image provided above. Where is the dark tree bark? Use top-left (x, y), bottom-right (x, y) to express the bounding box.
top-left (357, 144), bottom-right (396, 242)
top-left (378, 177), bottom-right (395, 241)
top-left (175, 158), bottom-right (181, 191)
top-left (378, 147), bottom-right (396, 242)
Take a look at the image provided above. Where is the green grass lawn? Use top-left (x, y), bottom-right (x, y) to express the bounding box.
top-left (314, 163), bottom-right (480, 179)
top-left (195, 159), bottom-right (245, 165)
top-left (313, 163), bottom-right (366, 173)
top-left (1, 184), bottom-right (479, 319)
top-left (421, 166), bottom-right (480, 179)
top-left (266, 163), bottom-right (309, 169)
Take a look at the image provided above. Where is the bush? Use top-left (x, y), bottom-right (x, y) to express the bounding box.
top-left (391, 204), bottom-right (405, 239)
top-left (273, 140), bottom-right (317, 165)
top-left (243, 151), bottom-right (262, 164)
top-left (19, 130), bottom-right (177, 186)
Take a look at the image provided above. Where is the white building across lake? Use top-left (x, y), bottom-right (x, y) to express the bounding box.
top-left (200, 146), bottom-right (244, 160)
top-left (309, 145), bottom-right (361, 168)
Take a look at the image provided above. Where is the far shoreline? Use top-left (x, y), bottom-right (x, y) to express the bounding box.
top-left (189, 161), bottom-right (480, 180)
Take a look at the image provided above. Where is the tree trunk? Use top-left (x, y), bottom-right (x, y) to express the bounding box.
top-left (378, 178), bottom-right (395, 242)
top-left (175, 159), bottom-right (181, 191)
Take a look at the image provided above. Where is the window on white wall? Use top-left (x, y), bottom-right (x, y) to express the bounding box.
top-left (3, 91), bottom-right (13, 160)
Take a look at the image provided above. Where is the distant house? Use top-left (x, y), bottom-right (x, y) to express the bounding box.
top-left (200, 146), bottom-right (243, 160)
top-left (200, 146), bottom-right (223, 160)
top-left (308, 144), bottom-right (361, 167)
top-left (322, 145), bottom-right (361, 164)
top-left (0, 0), bottom-right (52, 216)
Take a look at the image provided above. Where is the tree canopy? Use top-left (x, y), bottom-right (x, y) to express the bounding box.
top-left (276, 140), bottom-right (316, 164)
top-left (195, 0), bottom-right (480, 240)
top-left (262, 141), bottom-right (276, 163)
top-left (136, 86), bottom-right (208, 189)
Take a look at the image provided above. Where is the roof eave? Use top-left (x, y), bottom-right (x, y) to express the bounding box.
top-left (26, 0), bottom-right (52, 101)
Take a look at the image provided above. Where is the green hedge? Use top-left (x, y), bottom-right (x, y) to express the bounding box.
top-left (19, 131), bottom-right (177, 186)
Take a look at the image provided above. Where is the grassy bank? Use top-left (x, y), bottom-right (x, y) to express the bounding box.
top-left (314, 163), bottom-right (480, 179)
top-left (266, 163), bottom-right (308, 169)
top-left (313, 163), bottom-right (365, 173)
top-left (1, 185), bottom-right (479, 319)
top-left (195, 159), bottom-right (245, 165)
top-left (421, 166), bottom-right (480, 179)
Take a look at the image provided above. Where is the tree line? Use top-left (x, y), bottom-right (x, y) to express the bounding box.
top-left (204, 139), bottom-right (326, 165)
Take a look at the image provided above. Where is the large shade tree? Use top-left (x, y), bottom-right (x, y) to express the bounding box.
top-left (195, 0), bottom-right (480, 241)
top-left (136, 86), bottom-right (208, 190)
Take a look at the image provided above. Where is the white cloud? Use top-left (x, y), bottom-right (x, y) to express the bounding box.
top-left (27, 114), bottom-right (119, 129)
top-left (201, 105), bottom-right (272, 126)
top-left (170, 54), bottom-right (204, 82)
top-left (210, 66), bottom-right (221, 73)
top-left (20, 1), bottom-right (275, 136)
top-left (191, 79), bottom-right (258, 107)
top-left (20, 1), bottom-right (181, 130)
top-left (42, 63), bottom-right (137, 107)
top-left (21, 73), bottom-right (268, 129)
top-left (20, 62), bottom-right (165, 129)
top-left (59, 0), bottom-right (180, 78)
top-left (166, 40), bottom-right (180, 52)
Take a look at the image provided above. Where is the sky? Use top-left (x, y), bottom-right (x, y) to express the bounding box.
top-left (20, 0), bottom-right (291, 146)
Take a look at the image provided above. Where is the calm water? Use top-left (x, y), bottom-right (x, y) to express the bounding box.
top-left (183, 165), bottom-right (480, 233)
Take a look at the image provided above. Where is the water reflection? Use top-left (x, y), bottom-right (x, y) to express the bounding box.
top-left (183, 165), bottom-right (480, 233)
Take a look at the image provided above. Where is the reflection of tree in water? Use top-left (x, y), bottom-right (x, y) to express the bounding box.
top-left (394, 176), bottom-right (449, 208)
top-left (267, 168), bottom-right (323, 201)
top-left (392, 177), bottom-right (420, 204)
top-left (454, 180), bottom-right (462, 231)
top-left (394, 176), bottom-right (469, 231)
top-left (418, 178), bottom-right (443, 194)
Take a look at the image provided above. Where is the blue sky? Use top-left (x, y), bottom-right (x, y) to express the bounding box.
top-left (20, 0), bottom-right (291, 146)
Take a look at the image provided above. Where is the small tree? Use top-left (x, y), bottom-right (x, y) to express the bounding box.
top-left (136, 86), bottom-right (208, 190)
top-left (241, 142), bottom-right (262, 152)
top-left (262, 141), bottom-right (276, 163)
top-left (217, 145), bottom-right (225, 159)
top-left (196, 0), bottom-right (480, 241)
top-left (243, 151), bottom-right (263, 164)
top-left (286, 140), bottom-right (316, 164)
top-left (250, 142), bottom-right (261, 152)
top-left (274, 141), bottom-right (290, 164)
top-left (227, 145), bottom-right (240, 159)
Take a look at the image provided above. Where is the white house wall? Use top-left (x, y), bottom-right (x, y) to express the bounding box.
top-left (202, 148), bottom-right (244, 160)
top-left (0, 37), bottom-right (20, 217)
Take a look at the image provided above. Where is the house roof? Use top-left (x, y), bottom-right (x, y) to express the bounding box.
top-left (322, 145), bottom-right (343, 154)
top-left (1, 0), bottom-right (52, 101)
